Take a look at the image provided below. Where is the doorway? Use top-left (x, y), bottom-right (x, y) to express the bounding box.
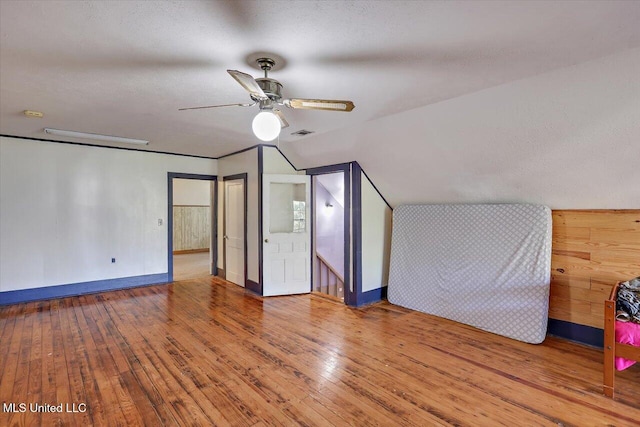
top-left (312, 171), bottom-right (346, 301)
top-left (167, 173), bottom-right (217, 283)
top-left (223, 174), bottom-right (247, 287)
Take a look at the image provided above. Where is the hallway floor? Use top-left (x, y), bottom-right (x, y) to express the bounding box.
top-left (173, 251), bottom-right (211, 281)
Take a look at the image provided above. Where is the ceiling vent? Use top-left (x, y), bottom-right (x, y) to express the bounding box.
top-left (291, 129), bottom-right (314, 136)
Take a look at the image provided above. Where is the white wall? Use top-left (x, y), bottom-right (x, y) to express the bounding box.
top-left (262, 146), bottom-right (300, 174)
top-left (217, 148), bottom-right (259, 282)
top-left (0, 136), bottom-right (217, 292)
top-left (173, 178), bottom-right (211, 206)
top-left (282, 48), bottom-right (640, 209)
top-left (360, 172), bottom-right (392, 293)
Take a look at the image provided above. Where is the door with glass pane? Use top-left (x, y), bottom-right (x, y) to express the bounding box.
top-left (262, 174), bottom-right (311, 296)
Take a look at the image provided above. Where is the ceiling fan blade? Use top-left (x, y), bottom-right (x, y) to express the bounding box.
top-left (285, 98), bottom-right (355, 112)
top-left (178, 102), bottom-right (256, 111)
top-left (273, 109), bottom-right (289, 128)
top-left (227, 69), bottom-right (267, 100)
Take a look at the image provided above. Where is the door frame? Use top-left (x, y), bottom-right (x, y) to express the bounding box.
top-left (306, 163), bottom-right (353, 305)
top-left (222, 173), bottom-right (248, 288)
top-left (167, 172), bottom-right (218, 283)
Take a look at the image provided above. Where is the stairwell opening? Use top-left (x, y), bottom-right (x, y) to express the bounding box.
top-left (312, 172), bottom-right (345, 301)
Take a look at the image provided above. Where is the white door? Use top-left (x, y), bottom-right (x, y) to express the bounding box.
top-left (225, 180), bottom-right (244, 287)
top-left (262, 174), bottom-right (311, 296)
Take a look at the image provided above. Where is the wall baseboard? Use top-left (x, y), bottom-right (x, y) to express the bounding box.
top-left (356, 286), bottom-right (388, 307)
top-left (0, 273), bottom-right (169, 305)
top-left (546, 318), bottom-right (603, 348)
top-left (173, 248), bottom-right (209, 255)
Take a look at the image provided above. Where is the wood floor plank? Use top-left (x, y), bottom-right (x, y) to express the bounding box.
top-left (49, 300), bottom-right (75, 425)
top-left (271, 308), bottom-right (546, 426)
top-left (86, 294), bottom-right (176, 426)
top-left (2, 277), bottom-right (640, 426)
top-left (102, 300), bottom-right (231, 426)
top-left (4, 305), bottom-right (28, 427)
top-left (40, 300), bottom-right (58, 420)
top-left (73, 296), bottom-right (149, 426)
top-left (0, 304), bottom-right (20, 396)
top-left (58, 297), bottom-right (109, 426)
top-left (26, 305), bottom-right (43, 427)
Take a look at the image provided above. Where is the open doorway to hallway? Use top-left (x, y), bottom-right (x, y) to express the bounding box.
top-left (313, 172), bottom-right (345, 300)
top-left (172, 178), bottom-right (215, 281)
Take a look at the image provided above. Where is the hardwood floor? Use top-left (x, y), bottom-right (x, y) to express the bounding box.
top-left (1, 277), bottom-right (639, 426)
top-left (173, 251), bottom-right (211, 281)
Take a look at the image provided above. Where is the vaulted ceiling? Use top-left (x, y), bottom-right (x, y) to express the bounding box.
top-left (1, 1), bottom-right (639, 208)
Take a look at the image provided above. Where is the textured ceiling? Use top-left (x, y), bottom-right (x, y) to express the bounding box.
top-left (1, 1), bottom-right (639, 207)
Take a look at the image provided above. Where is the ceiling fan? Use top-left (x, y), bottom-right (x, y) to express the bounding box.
top-left (179, 57), bottom-right (355, 141)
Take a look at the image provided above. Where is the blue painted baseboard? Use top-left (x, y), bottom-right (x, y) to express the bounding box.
top-left (355, 286), bottom-right (388, 307)
top-left (547, 318), bottom-right (603, 348)
top-left (0, 273), bottom-right (169, 305)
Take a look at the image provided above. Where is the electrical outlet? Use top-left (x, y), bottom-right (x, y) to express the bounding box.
top-left (111, 258), bottom-right (116, 263)
top-left (158, 218), bottom-right (163, 226)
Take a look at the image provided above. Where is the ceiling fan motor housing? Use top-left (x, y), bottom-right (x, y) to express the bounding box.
top-left (255, 78), bottom-right (283, 102)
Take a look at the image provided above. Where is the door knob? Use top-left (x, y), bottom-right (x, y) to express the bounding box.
top-left (264, 239), bottom-right (269, 243)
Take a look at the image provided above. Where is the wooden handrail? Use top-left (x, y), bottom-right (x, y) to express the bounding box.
top-left (316, 253), bottom-right (344, 284)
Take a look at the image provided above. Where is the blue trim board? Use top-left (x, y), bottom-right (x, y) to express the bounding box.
top-left (217, 144), bottom-right (263, 159)
top-left (306, 163), bottom-right (353, 305)
top-left (223, 173), bottom-right (249, 181)
top-left (547, 318), bottom-right (603, 348)
top-left (167, 172), bottom-right (217, 283)
top-left (169, 173), bottom-right (218, 181)
top-left (309, 176), bottom-right (315, 294)
top-left (350, 161), bottom-right (363, 307)
top-left (167, 174), bottom-right (174, 282)
top-left (222, 174), bottom-right (249, 291)
top-left (212, 176), bottom-right (219, 276)
top-left (305, 162), bottom-right (352, 176)
top-left (356, 286), bottom-right (388, 307)
top-left (0, 273), bottom-right (169, 306)
top-left (257, 146), bottom-right (264, 295)
top-left (344, 166), bottom-right (352, 306)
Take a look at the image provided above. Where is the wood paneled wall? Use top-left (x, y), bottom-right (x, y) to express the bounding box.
top-left (550, 210), bottom-right (640, 329)
top-left (173, 206), bottom-right (211, 252)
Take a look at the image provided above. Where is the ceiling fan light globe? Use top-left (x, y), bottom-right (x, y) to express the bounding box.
top-left (252, 111), bottom-right (281, 141)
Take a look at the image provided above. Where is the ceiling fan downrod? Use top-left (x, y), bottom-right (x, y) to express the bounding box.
top-left (257, 57), bottom-right (276, 78)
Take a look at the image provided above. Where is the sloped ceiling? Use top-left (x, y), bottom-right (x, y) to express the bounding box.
top-left (1, 1), bottom-right (639, 208)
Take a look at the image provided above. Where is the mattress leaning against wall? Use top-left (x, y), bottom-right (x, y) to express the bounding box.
top-left (387, 204), bottom-right (552, 344)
